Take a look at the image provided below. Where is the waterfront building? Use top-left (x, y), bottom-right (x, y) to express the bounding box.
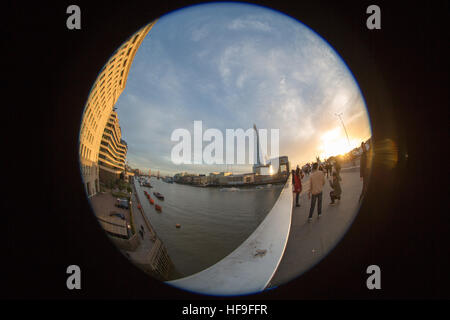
top-left (176, 174), bottom-right (192, 184)
top-left (218, 173), bottom-right (255, 185)
top-left (208, 172), bottom-right (221, 185)
top-left (210, 172), bottom-right (232, 185)
top-left (254, 174), bottom-right (277, 184)
top-left (254, 164), bottom-right (271, 175)
top-left (184, 176), bottom-right (193, 184)
top-left (79, 21), bottom-right (156, 196)
top-left (125, 169), bottom-right (135, 182)
top-left (125, 172), bottom-right (134, 182)
top-left (174, 172), bottom-right (191, 183)
top-left (269, 156), bottom-right (290, 175)
top-left (192, 175), bottom-right (208, 185)
top-left (98, 110), bottom-right (128, 184)
top-left (252, 156), bottom-right (289, 184)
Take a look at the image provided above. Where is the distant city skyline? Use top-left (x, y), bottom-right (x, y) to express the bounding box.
top-left (115, 3), bottom-right (371, 176)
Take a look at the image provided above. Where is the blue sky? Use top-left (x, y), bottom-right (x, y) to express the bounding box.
top-left (115, 2), bottom-right (371, 176)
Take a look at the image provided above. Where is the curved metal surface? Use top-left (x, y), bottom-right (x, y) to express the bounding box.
top-left (167, 176), bottom-right (293, 296)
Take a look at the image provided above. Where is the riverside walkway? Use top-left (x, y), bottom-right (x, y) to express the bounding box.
top-left (130, 179), bottom-right (179, 280)
top-left (269, 167), bottom-right (363, 287)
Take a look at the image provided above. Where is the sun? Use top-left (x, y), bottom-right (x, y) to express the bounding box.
top-left (318, 128), bottom-right (355, 159)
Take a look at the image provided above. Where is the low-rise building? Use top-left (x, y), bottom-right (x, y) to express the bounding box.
top-left (254, 174), bottom-right (276, 184)
top-left (218, 173), bottom-right (255, 185)
top-left (192, 175), bottom-right (208, 185)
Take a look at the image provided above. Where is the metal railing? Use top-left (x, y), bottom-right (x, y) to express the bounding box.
top-left (167, 175), bottom-right (293, 296)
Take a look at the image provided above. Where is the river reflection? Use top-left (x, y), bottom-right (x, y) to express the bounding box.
top-left (135, 177), bottom-right (282, 277)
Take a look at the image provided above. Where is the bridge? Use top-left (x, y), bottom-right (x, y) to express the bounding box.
top-left (167, 166), bottom-right (362, 295)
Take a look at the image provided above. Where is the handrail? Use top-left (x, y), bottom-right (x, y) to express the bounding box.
top-left (167, 175), bottom-right (293, 296)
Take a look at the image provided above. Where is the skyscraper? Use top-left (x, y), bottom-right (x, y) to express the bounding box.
top-left (253, 124), bottom-right (261, 166)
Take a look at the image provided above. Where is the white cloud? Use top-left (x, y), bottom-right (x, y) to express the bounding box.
top-left (228, 15), bottom-right (272, 32)
top-left (116, 5), bottom-right (371, 171)
top-left (191, 25), bottom-right (209, 41)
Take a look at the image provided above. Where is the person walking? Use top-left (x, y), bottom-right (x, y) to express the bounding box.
top-left (329, 171), bottom-right (342, 205)
top-left (291, 169), bottom-right (297, 194)
top-left (334, 157), bottom-right (341, 178)
top-left (296, 165), bottom-right (304, 180)
top-left (294, 166), bottom-right (303, 207)
top-left (359, 141), bottom-right (369, 202)
top-left (327, 161), bottom-right (332, 178)
top-left (308, 162), bottom-right (325, 222)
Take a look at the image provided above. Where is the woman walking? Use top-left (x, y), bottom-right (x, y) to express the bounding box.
top-left (329, 171), bottom-right (342, 205)
top-left (292, 166), bottom-right (303, 207)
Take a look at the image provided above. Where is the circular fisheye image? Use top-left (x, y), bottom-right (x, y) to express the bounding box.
top-left (78, 2), bottom-right (373, 296)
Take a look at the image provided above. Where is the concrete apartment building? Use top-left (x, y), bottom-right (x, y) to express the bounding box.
top-left (98, 110), bottom-right (128, 184)
top-left (79, 21), bottom-right (156, 196)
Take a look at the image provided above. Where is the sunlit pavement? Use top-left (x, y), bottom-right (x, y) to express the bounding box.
top-left (269, 167), bottom-right (363, 288)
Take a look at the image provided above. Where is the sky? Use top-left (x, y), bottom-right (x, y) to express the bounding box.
top-left (115, 2), bottom-right (372, 176)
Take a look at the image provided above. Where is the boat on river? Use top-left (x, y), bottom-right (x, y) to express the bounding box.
top-left (153, 192), bottom-right (164, 200)
top-left (219, 187), bottom-right (240, 192)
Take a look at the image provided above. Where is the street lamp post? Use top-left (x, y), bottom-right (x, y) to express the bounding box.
top-left (335, 112), bottom-right (351, 147)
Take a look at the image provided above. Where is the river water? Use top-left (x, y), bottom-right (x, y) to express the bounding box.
top-left (133, 177), bottom-right (283, 279)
